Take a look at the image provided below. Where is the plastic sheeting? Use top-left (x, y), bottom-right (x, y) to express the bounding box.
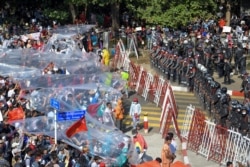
top-left (11, 112), bottom-right (138, 166)
top-left (52, 24), bottom-right (96, 35)
top-left (0, 49), bottom-right (100, 74)
top-left (1, 24), bottom-right (138, 166)
top-left (21, 83), bottom-right (122, 112)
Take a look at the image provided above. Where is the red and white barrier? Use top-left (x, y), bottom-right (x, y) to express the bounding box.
top-left (128, 62), bottom-right (140, 91)
top-left (143, 113), bottom-right (149, 133)
top-left (135, 68), bottom-right (147, 96)
top-left (180, 106), bottom-right (250, 166)
top-left (153, 77), bottom-right (165, 106)
top-left (181, 105), bottom-right (195, 139)
top-left (142, 73), bottom-right (154, 100)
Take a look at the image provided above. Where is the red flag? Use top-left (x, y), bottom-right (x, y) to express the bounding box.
top-left (87, 103), bottom-right (101, 117)
top-left (8, 107), bottom-right (25, 122)
top-left (66, 117), bottom-right (88, 138)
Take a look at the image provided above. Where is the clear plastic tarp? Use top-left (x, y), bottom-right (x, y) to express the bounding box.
top-left (43, 33), bottom-right (78, 53)
top-left (0, 63), bottom-right (40, 77)
top-left (12, 113), bottom-right (138, 166)
top-left (52, 24), bottom-right (96, 35)
top-left (15, 72), bottom-right (125, 89)
top-left (21, 82), bottom-right (123, 112)
top-left (1, 26), bottom-right (137, 166)
top-left (0, 50), bottom-right (102, 76)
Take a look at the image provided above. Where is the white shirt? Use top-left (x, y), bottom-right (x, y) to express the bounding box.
top-left (91, 161), bottom-right (98, 167)
top-left (7, 89), bottom-right (15, 97)
top-left (129, 102), bottom-right (141, 116)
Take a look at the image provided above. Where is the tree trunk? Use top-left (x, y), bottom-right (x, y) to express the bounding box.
top-left (225, 1), bottom-right (231, 26)
top-left (69, 3), bottom-right (76, 24)
top-left (111, 2), bottom-right (120, 31)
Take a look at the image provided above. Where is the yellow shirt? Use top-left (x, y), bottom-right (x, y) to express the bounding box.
top-left (102, 49), bottom-right (110, 66)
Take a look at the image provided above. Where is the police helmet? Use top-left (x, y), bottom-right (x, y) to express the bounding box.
top-left (214, 81), bottom-right (221, 89)
top-left (247, 76), bottom-right (250, 83)
top-left (236, 104), bottom-right (242, 112)
top-left (197, 64), bottom-right (202, 70)
top-left (221, 87), bottom-right (227, 94)
top-left (231, 100), bottom-right (239, 106)
top-left (206, 77), bottom-right (214, 84)
top-left (242, 107), bottom-right (248, 115)
top-left (216, 89), bottom-right (222, 98)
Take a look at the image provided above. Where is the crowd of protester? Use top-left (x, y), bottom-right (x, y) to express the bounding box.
top-left (0, 3), bottom-right (249, 166)
top-left (0, 8), bottom-right (155, 166)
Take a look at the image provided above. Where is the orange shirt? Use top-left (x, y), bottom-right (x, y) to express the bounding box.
top-left (219, 19), bottom-right (226, 28)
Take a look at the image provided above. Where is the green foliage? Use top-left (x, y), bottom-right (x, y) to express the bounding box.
top-left (43, 9), bottom-right (70, 23)
top-left (127, 0), bottom-right (218, 28)
top-left (64, 0), bottom-right (88, 6)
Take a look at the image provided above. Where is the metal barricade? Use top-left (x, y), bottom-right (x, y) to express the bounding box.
top-left (158, 81), bottom-right (169, 108)
top-left (188, 109), bottom-right (206, 153)
top-left (168, 85), bottom-right (178, 119)
top-left (128, 62), bottom-right (140, 91)
top-left (222, 130), bottom-right (250, 166)
top-left (142, 72), bottom-right (154, 100)
top-left (207, 124), bottom-right (228, 164)
top-left (159, 97), bottom-right (172, 138)
top-left (123, 57), bottom-right (130, 72)
top-left (147, 75), bottom-right (159, 102)
top-left (198, 121), bottom-right (216, 159)
top-left (153, 77), bottom-right (165, 106)
top-left (181, 105), bottom-right (195, 140)
top-left (135, 68), bottom-right (147, 96)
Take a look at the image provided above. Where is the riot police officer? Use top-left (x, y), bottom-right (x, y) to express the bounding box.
top-left (227, 100), bottom-right (241, 129)
top-left (223, 57), bottom-right (233, 84)
top-left (214, 49), bottom-right (225, 78)
top-left (234, 42), bottom-right (244, 75)
top-left (186, 60), bottom-right (196, 92)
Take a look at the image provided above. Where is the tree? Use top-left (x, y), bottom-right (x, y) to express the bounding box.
top-left (91, 0), bottom-right (121, 31)
top-left (127, 0), bottom-right (218, 28)
top-left (64, 0), bottom-right (88, 23)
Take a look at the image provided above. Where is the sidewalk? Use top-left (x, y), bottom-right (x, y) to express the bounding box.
top-left (125, 128), bottom-right (219, 167)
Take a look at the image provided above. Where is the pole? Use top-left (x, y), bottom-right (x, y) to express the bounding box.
top-left (54, 109), bottom-right (57, 144)
top-left (143, 113), bottom-right (148, 134)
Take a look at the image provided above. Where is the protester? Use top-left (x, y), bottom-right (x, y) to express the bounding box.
top-left (129, 97), bottom-right (142, 130)
top-left (114, 98), bottom-right (124, 130)
top-left (0, 148), bottom-right (10, 167)
top-left (102, 47), bottom-right (111, 66)
top-left (161, 135), bottom-right (175, 167)
top-left (102, 102), bottom-right (115, 126)
top-left (120, 67), bottom-right (129, 98)
top-left (132, 129), bottom-right (148, 164)
top-left (226, 161), bottom-right (233, 167)
top-left (167, 132), bottom-right (177, 157)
